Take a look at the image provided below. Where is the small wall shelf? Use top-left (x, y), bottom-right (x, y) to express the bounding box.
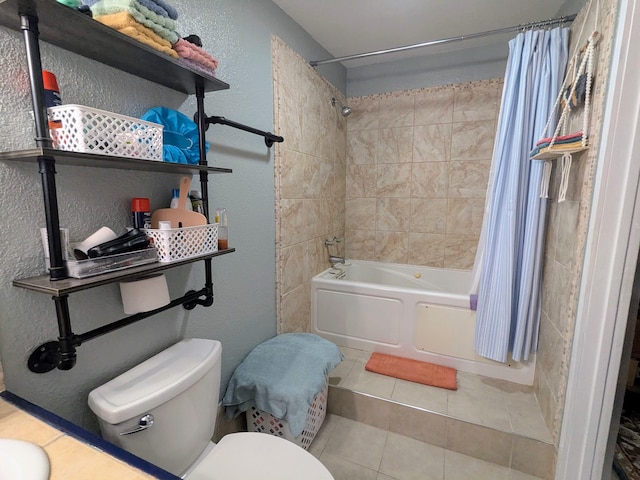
top-left (531, 145), bottom-right (589, 160)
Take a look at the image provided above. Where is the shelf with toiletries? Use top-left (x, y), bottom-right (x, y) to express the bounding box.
top-left (1, 0), bottom-right (239, 373)
top-left (0, 0), bottom-right (229, 94)
top-left (14, 248), bottom-right (236, 297)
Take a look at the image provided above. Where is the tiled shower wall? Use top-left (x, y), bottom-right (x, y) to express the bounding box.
top-left (536, 0), bottom-right (617, 444)
top-left (345, 79), bottom-right (502, 269)
top-left (273, 36), bottom-right (347, 334)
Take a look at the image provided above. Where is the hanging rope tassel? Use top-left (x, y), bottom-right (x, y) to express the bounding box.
top-left (558, 152), bottom-right (573, 202)
top-left (540, 160), bottom-right (553, 198)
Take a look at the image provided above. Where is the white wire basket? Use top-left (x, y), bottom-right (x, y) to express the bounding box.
top-left (48, 104), bottom-right (163, 161)
top-left (143, 224), bottom-right (218, 263)
top-left (246, 384), bottom-right (328, 450)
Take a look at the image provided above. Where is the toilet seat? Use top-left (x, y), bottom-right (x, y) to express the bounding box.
top-left (187, 432), bottom-right (334, 480)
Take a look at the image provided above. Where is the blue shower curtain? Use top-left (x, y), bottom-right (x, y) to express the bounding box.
top-left (473, 27), bottom-right (569, 363)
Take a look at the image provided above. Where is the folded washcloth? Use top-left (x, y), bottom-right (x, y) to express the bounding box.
top-left (136, 0), bottom-right (171, 18)
top-left (178, 58), bottom-right (218, 78)
top-left (95, 12), bottom-right (178, 58)
top-left (222, 333), bottom-right (343, 438)
top-left (535, 131), bottom-right (583, 147)
top-left (173, 38), bottom-right (219, 71)
top-left (91, 0), bottom-right (178, 43)
top-left (147, 0), bottom-right (177, 20)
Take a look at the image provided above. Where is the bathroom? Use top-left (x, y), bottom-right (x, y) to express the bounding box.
top-left (0, 0), bottom-right (637, 478)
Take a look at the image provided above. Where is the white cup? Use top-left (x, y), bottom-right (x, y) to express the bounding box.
top-left (73, 227), bottom-right (118, 260)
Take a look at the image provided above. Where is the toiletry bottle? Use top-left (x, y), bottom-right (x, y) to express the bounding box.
top-left (131, 198), bottom-right (151, 229)
top-left (170, 189), bottom-right (180, 209)
top-left (190, 190), bottom-right (205, 214)
top-left (218, 208), bottom-right (228, 250)
top-left (169, 189), bottom-right (193, 210)
top-left (42, 70), bottom-right (62, 131)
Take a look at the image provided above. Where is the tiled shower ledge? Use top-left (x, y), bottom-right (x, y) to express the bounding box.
top-left (327, 346), bottom-right (555, 480)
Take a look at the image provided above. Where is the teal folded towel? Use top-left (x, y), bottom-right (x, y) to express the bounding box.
top-left (222, 333), bottom-right (343, 438)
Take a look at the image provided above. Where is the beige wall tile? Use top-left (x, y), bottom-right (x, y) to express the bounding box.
top-left (280, 243), bottom-right (305, 295)
top-left (450, 120), bottom-right (496, 161)
top-left (345, 229), bottom-right (376, 260)
top-left (346, 80), bottom-right (501, 268)
top-left (378, 127), bottom-right (414, 163)
top-left (413, 124), bottom-right (452, 163)
top-left (446, 198), bottom-right (484, 235)
top-left (280, 282), bottom-right (311, 333)
top-left (411, 162), bottom-right (449, 198)
top-left (408, 233), bottom-right (446, 268)
top-left (453, 84), bottom-right (501, 122)
top-left (375, 231), bottom-right (409, 264)
top-left (347, 130), bottom-right (378, 165)
top-left (449, 160), bottom-right (491, 198)
top-left (378, 94), bottom-right (415, 129)
top-left (410, 198), bottom-right (447, 234)
top-left (377, 198), bottom-right (411, 231)
top-left (377, 163), bottom-right (412, 198)
top-left (347, 165), bottom-right (377, 198)
top-left (346, 198), bottom-right (377, 231)
top-left (444, 235), bottom-right (478, 270)
top-left (347, 97), bottom-right (380, 132)
top-left (278, 148), bottom-right (305, 199)
top-left (415, 89), bottom-right (454, 125)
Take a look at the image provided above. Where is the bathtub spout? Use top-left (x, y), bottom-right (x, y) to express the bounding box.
top-left (329, 255), bottom-right (345, 265)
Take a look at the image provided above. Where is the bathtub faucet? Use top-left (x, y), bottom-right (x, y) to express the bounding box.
top-left (325, 236), bottom-right (345, 265)
top-left (329, 255), bottom-right (345, 265)
top-left (324, 237), bottom-right (342, 247)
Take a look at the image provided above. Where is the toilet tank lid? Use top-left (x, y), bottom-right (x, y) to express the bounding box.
top-left (88, 338), bottom-right (221, 425)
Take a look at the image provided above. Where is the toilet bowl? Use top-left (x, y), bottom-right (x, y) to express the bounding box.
top-left (88, 338), bottom-right (334, 479)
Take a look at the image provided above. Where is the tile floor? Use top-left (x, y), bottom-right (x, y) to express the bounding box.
top-left (314, 346), bottom-right (553, 479)
top-left (330, 346), bottom-right (552, 443)
top-left (310, 414), bottom-right (545, 480)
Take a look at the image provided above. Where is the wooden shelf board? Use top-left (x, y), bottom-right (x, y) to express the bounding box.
top-left (0, 148), bottom-right (232, 173)
top-left (531, 146), bottom-right (589, 160)
top-left (13, 248), bottom-right (236, 296)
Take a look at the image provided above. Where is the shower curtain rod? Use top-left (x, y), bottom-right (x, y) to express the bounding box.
top-left (309, 14), bottom-right (577, 66)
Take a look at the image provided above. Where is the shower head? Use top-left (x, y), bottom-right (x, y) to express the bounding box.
top-left (331, 97), bottom-right (352, 117)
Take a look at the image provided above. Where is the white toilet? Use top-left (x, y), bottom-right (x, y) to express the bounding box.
top-left (88, 338), bottom-right (334, 480)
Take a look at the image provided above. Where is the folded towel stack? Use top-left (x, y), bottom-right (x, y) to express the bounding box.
top-left (87, 0), bottom-right (220, 75)
top-left (88, 0), bottom-right (180, 58)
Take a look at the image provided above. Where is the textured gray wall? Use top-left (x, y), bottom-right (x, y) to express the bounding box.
top-left (0, 0), bottom-right (343, 432)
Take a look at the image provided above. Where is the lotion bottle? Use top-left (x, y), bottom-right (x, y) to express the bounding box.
top-left (218, 208), bottom-right (228, 250)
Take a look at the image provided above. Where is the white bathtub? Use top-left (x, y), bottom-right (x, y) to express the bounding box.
top-left (311, 260), bottom-right (535, 385)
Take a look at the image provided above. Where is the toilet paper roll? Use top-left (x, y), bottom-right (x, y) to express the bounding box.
top-left (74, 226), bottom-right (118, 259)
top-left (119, 274), bottom-right (171, 314)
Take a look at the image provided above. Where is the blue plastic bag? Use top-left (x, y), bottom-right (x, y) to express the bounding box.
top-left (141, 107), bottom-right (208, 164)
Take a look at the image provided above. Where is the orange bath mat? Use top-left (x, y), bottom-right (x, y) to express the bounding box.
top-left (365, 353), bottom-right (457, 390)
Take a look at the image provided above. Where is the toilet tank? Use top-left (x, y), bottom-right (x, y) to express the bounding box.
top-left (88, 338), bottom-right (222, 476)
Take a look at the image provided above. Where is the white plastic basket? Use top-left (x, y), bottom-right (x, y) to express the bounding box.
top-left (246, 384), bottom-right (328, 450)
top-left (48, 104), bottom-right (163, 161)
top-left (143, 224), bottom-right (218, 263)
